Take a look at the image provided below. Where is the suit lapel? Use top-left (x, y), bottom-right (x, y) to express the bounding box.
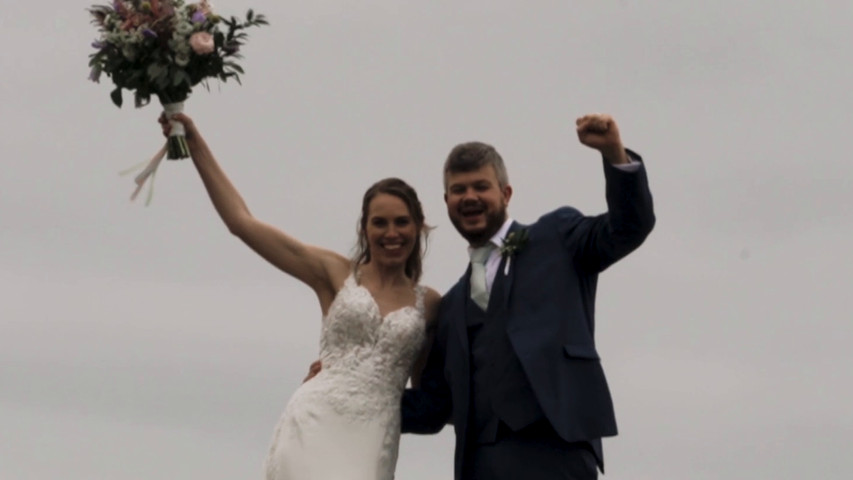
top-left (499, 221), bottom-right (524, 310)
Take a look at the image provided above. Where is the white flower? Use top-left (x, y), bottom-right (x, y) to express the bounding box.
top-left (122, 45), bottom-right (138, 61)
top-left (169, 36), bottom-right (191, 55)
top-left (174, 16), bottom-right (194, 35)
top-left (174, 52), bottom-right (191, 66)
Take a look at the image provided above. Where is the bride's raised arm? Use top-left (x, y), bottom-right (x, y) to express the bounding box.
top-left (161, 113), bottom-right (349, 310)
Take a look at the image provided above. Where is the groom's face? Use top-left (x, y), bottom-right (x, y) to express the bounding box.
top-left (444, 165), bottom-right (512, 247)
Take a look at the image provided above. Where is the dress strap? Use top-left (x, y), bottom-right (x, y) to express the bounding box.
top-left (414, 284), bottom-right (426, 313)
top-left (344, 270), bottom-right (359, 288)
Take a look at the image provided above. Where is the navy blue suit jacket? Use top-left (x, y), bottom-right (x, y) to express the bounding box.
top-left (402, 153), bottom-right (655, 478)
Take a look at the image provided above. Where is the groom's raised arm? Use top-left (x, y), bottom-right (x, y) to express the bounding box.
top-left (564, 114), bottom-right (656, 272)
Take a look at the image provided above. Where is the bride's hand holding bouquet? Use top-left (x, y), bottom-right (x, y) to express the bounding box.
top-left (87, 0), bottom-right (267, 203)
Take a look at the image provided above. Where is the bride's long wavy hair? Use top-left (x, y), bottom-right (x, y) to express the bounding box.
top-left (353, 178), bottom-right (431, 283)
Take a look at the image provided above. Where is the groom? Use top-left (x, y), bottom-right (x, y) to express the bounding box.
top-left (401, 113), bottom-right (655, 479)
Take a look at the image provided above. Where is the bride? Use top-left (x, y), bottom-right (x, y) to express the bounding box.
top-left (159, 114), bottom-right (441, 479)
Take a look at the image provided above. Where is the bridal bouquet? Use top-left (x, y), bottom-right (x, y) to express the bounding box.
top-left (88, 0), bottom-right (267, 202)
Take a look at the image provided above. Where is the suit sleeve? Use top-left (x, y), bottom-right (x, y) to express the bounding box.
top-left (557, 149), bottom-right (656, 273)
top-left (400, 313), bottom-right (453, 434)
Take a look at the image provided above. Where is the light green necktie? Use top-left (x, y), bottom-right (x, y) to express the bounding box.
top-left (469, 245), bottom-right (494, 310)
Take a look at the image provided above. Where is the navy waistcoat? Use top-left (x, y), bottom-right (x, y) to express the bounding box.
top-left (466, 265), bottom-right (544, 444)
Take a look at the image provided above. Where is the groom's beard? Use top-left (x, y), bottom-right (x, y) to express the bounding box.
top-left (450, 204), bottom-right (507, 246)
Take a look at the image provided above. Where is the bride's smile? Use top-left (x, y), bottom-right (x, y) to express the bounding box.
top-left (366, 193), bottom-right (418, 266)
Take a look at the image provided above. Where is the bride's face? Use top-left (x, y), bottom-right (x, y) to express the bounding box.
top-left (365, 193), bottom-right (418, 269)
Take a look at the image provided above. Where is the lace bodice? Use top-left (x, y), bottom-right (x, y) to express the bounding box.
top-left (312, 274), bottom-right (427, 415)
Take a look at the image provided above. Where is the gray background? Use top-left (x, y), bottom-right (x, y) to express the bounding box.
top-left (2, 1), bottom-right (851, 478)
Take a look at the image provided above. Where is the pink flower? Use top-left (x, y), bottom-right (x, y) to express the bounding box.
top-left (189, 31), bottom-right (215, 54)
top-left (198, 1), bottom-right (213, 16)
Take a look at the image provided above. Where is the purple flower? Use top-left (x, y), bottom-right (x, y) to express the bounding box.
top-left (191, 11), bottom-right (206, 23)
top-left (92, 40), bottom-right (106, 49)
top-left (142, 28), bottom-right (158, 39)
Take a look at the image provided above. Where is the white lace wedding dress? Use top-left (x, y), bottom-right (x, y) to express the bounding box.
top-left (264, 273), bottom-right (428, 480)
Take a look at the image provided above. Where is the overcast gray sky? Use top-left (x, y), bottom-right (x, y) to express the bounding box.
top-left (2, 1), bottom-right (852, 478)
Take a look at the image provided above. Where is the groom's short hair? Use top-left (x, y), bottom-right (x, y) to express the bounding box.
top-left (443, 141), bottom-right (510, 190)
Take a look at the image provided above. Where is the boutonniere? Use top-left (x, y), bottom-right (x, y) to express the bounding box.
top-left (500, 228), bottom-right (529, 275)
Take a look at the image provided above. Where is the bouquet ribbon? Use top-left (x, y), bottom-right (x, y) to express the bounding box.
top-left (120, 102), bottom-right (186, 206)
top-left (120, 142), bottom-right (166, 206)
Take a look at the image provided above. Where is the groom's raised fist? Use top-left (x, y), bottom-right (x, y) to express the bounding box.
top-left (576, 113), bottom-right (628, 165)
